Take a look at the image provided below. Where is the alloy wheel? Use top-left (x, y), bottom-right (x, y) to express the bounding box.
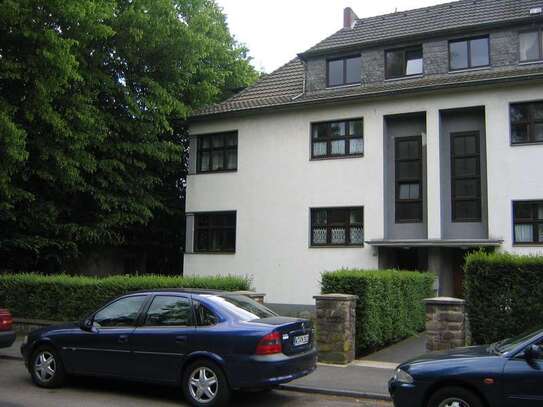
top-left (34, 351), bottom-right (56, 383)
top-left (188, 366), bottom-right (218, 404)
top-left (438, 398), bottom-right (471, 407)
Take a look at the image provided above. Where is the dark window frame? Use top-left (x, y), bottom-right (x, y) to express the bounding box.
top-left (513, 200), bottom-right (543, 245)
top-left (326, 55), bottom-right (362, 87)
top-left (310, 118), bottom-right (364, 159)
top-left (510, 101), bottom-right (543, 145)
top-left (310, 207), bottom-right (364, 247)
top-left (395, 136), bottom-right (423, 223)
top-left (385, 45), bottom-right (424, 79)
top-left (519, 28), bottom-right (543, 63)
top-left (196, 131), bottom-right (238, 173)
top-left (448, 35), bottom-right (490, 71)
top-left (450, 131), bottom-right (482, 223)
top-left (194, 211), bottom-right (236, 253)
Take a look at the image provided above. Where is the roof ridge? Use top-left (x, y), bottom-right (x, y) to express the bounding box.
top-left (353, 0), bottom-right (467, 23)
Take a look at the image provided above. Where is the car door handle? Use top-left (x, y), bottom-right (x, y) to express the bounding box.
top-left (175, 335), bottom-right (188, 343)
top-left (118, 334), bottom-right (129, 344)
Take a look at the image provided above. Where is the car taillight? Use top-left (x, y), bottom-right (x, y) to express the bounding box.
top-left (256, 331), bottom-right (282, 355)
top-left (0, 309), bottom-right (13, 331)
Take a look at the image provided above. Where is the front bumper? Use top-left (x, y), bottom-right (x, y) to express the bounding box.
top-left (229, 348), bottom-right (317, 389)
top-left (0, 330), bottom-right (16, 349)
top-left (388, 377), bottom-right (428, 407)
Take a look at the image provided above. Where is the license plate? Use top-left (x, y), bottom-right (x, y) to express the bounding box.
top-left (293, 334), bottom-right (309, 346)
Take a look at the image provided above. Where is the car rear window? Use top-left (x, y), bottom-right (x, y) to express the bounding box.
top-left (205, 294), bottom-right (277, 321)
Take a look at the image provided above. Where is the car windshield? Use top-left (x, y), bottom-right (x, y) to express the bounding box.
top-left (204, 294), bottom-right (277, 321)
top-left (492, 326), bottom-right (543, 354)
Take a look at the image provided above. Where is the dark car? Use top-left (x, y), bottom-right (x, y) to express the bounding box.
top-left (389, 327), bottom-right (543, 407)
top-left (21, 290), bottom-right (316, 406)
top-left (0, 308), bottom-right (16, 348)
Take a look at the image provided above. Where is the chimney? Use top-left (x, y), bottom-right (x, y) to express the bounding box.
top-left (343, 7), bottom-right (358, 29)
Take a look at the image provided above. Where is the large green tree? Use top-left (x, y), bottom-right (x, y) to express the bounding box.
top-left (0, 0), bottom-right (258, 271)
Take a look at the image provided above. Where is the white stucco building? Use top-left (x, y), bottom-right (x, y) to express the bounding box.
top-left (185, 0), bottom-right (543, 309)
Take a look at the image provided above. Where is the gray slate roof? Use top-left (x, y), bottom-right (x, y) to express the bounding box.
top-left (304, 0), bottom-right (543, 56)
top-left (192, 0), bottom-right (543, 119)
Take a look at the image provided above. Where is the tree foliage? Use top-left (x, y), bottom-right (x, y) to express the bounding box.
top-left (0, 0), bottom-right (258, 271)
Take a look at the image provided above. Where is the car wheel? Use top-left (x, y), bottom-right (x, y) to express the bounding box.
top-left (183, 359), bottom-right (230, 407)
top-left (428, 386), bottom-right (483, 407)
top-left (30, 345), bottom-right (66, 388)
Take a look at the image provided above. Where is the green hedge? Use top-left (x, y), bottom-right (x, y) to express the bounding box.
top-left (321, 269), bottom-right (434, 356)
top-left (0, 273), bottom-right (251, 321)
top-left (465, 251), bottom-right (543, 345)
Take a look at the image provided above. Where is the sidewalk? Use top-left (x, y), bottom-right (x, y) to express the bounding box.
top-left (0, 334), bottom-right (428, 401)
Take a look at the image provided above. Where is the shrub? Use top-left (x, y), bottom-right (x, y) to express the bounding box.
top-left (465, 251), bottom-right (543, 345)
top-left (321, 269), bottom-right (434, 356)
top-left (0, 273), bottom-right (251, 321)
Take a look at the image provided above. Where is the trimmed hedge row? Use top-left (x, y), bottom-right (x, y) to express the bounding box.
top-left (321, 269), bottom-right (434, 356)
top-left (0, 273), bottom-right (251, 321)
top-left (465, 251), bottom-right (543, 345)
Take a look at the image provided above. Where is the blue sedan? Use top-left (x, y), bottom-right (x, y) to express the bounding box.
top-left (389, 327), bottom-right (543, 407)
top-left (21, 289), bottom-right (317, 406)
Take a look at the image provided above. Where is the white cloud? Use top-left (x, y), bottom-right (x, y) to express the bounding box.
top-left (216, 0), bottom-right (453, 73)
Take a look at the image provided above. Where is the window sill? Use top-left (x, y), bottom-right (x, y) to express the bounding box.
top-left (186, 252), bottom-right (236, 255)
top-left (511, 141), bottom-right (543, 147)
top-left (448, 66), bottom-right (490, 74)
top-left (325, 83), bottom-right (360, 90)
top-left (309, 245), bottom-right (364, 249)
top-left (310, 154), bottom-right (364, 161)
top-left (194, 169), bottom-right (237, 175)
top-left (384, 74), bottom-right (423, 82)
top-left (513, 243), bottom-right (543, 247)
top-left (519, 60), bottom-right (543, 66)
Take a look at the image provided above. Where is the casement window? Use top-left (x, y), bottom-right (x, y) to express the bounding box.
top-left (311, 119), bottom-right (363, 158)
top-left (510, 101), bottom-right (543, 144)
top-left (513, 201), bottom-right (543, 244)
top-left (310, 207), bottom-right (364, 246)
top-left (449, 36), bottom-right (489, 70)
top-left (519, 29), bottom-right (543, 62)
top-left (194, 212), bottom-right (236, 253)
top-left (451, 132), bottom-right (482, 222)
top-left (385, 46), bottom-right (423, 79)
top-left (197, 132), bottom-right (237, 173)
top-left (327, 55), bottom-right (362, 87)
top-left (395, 136), bottom-right (423, 223)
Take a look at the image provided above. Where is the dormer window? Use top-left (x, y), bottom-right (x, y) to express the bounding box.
top-left (385, 46), bottom-right (423, 79)
top-left (327, 55), bottom-right (361, 87)
top-left (449, 36), bottom-right (489, 71)
top-left (519, 29), bottom-right (542, 62)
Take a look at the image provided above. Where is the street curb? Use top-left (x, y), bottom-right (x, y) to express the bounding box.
top-left (279, 383), bottom-right (392, 401)
top-left (0, 354), bottom-right (23, 361)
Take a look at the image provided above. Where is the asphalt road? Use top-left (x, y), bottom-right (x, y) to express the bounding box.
top-left (0, 358), bottom-right (392, 407)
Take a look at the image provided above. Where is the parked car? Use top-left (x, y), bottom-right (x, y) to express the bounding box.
top-left (0, 308), bottom-right (16, 348)
top-left (389, 326), bottom-right (543, 407)
top-left (20, 289), bottom-right (316, 406)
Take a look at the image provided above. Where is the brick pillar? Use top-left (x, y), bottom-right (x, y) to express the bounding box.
top-left (233, 291), bottom-right (266, 304)
top-left (313, 294), bottom-right (358, 364)
top-left (424, 297), bottom-right (466, 352)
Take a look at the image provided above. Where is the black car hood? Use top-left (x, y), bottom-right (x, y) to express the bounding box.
top-left (401, 345), bottom-right (493, 365)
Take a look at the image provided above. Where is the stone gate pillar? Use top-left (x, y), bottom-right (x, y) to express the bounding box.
top-left (313, 294), bottom-right (358, 364)
top-left (424, 297), bottom-right (466, 351)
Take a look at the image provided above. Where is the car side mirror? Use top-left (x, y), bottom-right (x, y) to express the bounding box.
top-left (80, 317), bottom-right (94, 332)
top-left (525, 344), bottom-right (542, 361)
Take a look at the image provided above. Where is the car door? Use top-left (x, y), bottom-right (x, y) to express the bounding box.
top-left (130, 294), bottom-right (195, 383)
top-left (63, 294), bottom-right (148, 378)
top-left (503, 340), bottom-right (543, 406)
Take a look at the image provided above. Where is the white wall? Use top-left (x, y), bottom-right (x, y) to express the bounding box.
top-left (186, 83), bottom-right (543, 304)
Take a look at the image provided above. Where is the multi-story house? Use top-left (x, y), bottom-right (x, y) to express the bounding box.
top-left (185, 0), bottom-right (543, 311)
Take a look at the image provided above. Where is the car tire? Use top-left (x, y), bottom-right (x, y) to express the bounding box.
top-left (30, 345), bottom-right (66, 388)
top-left (428, 386), bottom-right (483, 407)
top-left (183, 359), bottom-right (231, 407)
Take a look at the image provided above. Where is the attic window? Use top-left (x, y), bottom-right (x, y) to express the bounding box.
top-left (327, 56), bottom-right (361, 87)
top-left (385, 46), bottom-right (423, 79)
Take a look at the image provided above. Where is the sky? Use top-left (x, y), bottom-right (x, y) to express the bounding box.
top-left (216, 0), bottom-right (453, 73)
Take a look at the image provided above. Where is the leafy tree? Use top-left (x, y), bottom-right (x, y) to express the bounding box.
top-left (0, 0), bottom-right (258, 271)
